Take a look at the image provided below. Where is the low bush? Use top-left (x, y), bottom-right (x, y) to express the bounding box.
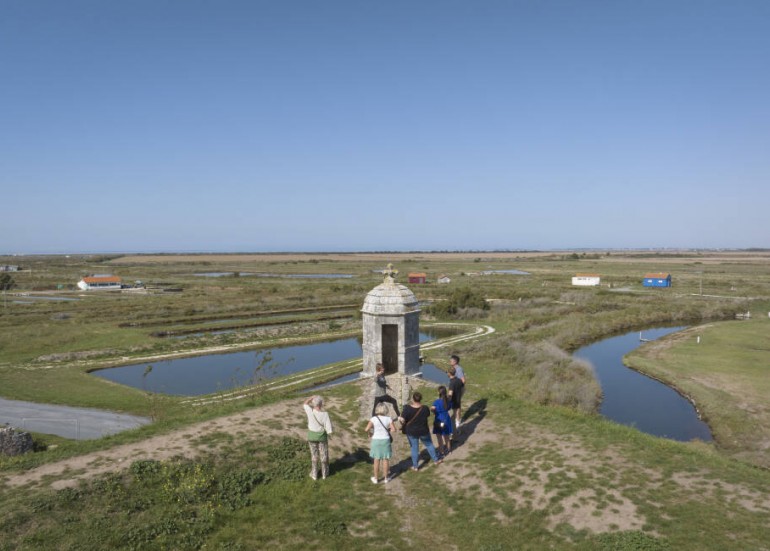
top-left (466, 335), bottom-right (601, 413)
top-left (429, 287), bottom-right (490, 318)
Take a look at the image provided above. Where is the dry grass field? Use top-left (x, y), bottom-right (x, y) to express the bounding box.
top-left (110, 250), bottom-right (770, 265)
top-left (109, 251), bottom-right (564, 264)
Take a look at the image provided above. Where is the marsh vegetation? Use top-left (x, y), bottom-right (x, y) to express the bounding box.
top-left (1, 250), bottom-right (769, 549)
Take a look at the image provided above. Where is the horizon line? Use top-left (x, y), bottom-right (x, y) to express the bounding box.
top-left (3, 247), bottom-right (769, 257)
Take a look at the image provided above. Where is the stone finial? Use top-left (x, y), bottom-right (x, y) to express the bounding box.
top-left (384, 263), bottom-right (398, 285)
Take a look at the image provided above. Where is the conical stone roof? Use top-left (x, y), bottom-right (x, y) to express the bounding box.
top-left (361, 279), bottom-right (420, 316)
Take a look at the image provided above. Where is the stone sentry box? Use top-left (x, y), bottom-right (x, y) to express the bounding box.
top-left (361, 265), bottom-right (422, 378)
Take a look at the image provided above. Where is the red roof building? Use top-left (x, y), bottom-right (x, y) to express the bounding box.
top-left (408, 272), bottom-right (427, 284)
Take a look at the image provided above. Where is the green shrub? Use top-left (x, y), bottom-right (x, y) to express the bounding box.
top-left (430, 287), bottom-right (490, 318)
top-left (265, 437), bottom-right (308, 481)
top-left (130, 459), bottom-right (163, 479)
top-left (466, 335), bottom-right (601, 413)
top-left (217, 468), bottom-right (266, 510)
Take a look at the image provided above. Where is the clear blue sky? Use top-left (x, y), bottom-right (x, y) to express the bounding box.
top-left (2, 1), bottom-right (769, 253)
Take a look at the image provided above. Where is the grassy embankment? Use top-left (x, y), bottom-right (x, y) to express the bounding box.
top-left (626, 307), bottom-right (770, 467)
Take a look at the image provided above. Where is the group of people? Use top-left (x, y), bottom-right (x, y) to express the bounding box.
top-left (302, 355), bottom-right (467, 484)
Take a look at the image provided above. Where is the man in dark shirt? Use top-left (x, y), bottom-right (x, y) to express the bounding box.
top-left (449, 355), bottom-right (466, 424)
top-left (447, 366), bottom-right (464, 432)
top-left (371, 363), bottom-right (400, 417)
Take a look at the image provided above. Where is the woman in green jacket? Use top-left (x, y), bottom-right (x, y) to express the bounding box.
top-left (303, 395), bottom-right (333, 480)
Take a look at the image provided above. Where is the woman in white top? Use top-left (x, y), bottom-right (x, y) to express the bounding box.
top-left (303, 395), bottom-right (333, 480)
top-left (364, 402), bottom-right (395, 484)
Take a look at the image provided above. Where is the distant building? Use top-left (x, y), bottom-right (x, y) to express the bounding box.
top-left (643, 273), bottom-right (672, 288)
top-left (0, 265), bottom-right (19, 272)
top-left (572, 273), bottom-right (601, 286)
top-left (408, 272), bottom-right (427, 284)
top-left (77, 275), bottom-right (122, 291)
top-left (437, 275), bottom-right (451, 284)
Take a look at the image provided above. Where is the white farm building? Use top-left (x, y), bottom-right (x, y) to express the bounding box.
top-left (571, 273), bottom-right (601, 287)
top-left (77, 275), bottom-right (122, 291)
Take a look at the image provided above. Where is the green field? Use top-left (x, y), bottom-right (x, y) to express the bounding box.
top-left (1, 250), bottom-right (769, 549)
top-left (626, 312), bottom-right (770, 467)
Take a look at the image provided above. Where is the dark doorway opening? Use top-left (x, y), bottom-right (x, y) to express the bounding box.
top-left (381, 324), bottom-right (398, 375)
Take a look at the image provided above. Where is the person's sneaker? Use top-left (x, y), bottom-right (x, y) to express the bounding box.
top-left (383, 477), bottom-right (391, 484)
top-left (309, 474), bottom-right (317, 481)
top-left (370, 476), bottom-right (378, 484)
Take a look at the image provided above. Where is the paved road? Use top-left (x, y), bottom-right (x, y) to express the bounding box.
top-left (0, 398), bottom-right (151, 440)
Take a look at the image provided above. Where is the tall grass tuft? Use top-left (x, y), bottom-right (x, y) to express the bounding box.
top-left (467, 335), bottom-right (601, 413)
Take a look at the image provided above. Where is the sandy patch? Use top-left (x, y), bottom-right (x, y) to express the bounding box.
top-left (548, 488), bottom-right (644, 533)
top-left (670, 472), bottom-right (770, 514)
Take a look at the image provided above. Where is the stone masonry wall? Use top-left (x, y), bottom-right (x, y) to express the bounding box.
top-left (0, 426), bottom-right (34, 456)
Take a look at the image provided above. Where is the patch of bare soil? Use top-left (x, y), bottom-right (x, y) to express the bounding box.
top-left (430, 411), bottom-right (646, 534)
top-left (669, 471), bottom-right (770, 514)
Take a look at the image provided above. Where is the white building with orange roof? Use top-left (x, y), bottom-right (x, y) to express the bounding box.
top-left (77, 275), bottom-right (122, 291)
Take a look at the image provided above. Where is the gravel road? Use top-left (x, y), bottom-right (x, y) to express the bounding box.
top-left (0, 398), bottom-right (150, 440)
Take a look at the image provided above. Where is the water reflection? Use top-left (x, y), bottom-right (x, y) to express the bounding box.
top-left (303, 362), bottom-right (449, 393)
top-left (93, 331), bottom-right (443, 396)
top-left (481, 269), bottom-right (531, 275)
top-left (192, 272), bottom-right (353, 279)
top-left (256, 273), bottom-right (353, 279)
top-left (417, 363), bottom-right (451, 385)
top-left (574, 327), bottom-right (712, 442)
top-left (11, 295), bottom-right (80, 302)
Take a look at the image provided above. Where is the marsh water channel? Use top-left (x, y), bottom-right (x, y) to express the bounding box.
top-left (574, 327), bottom-right (712, 442)
top-left (92, 324), bottom-right (712, 442)
top-left (92, 330), bottom-right (450, 396)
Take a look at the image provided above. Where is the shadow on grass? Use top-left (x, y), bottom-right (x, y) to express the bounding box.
top-left (329, 446), bottom-right (370, 477)
top-left (387, 398), bottom-right (489, 477)
top-left (451, 398), bottom-right (488, 452)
